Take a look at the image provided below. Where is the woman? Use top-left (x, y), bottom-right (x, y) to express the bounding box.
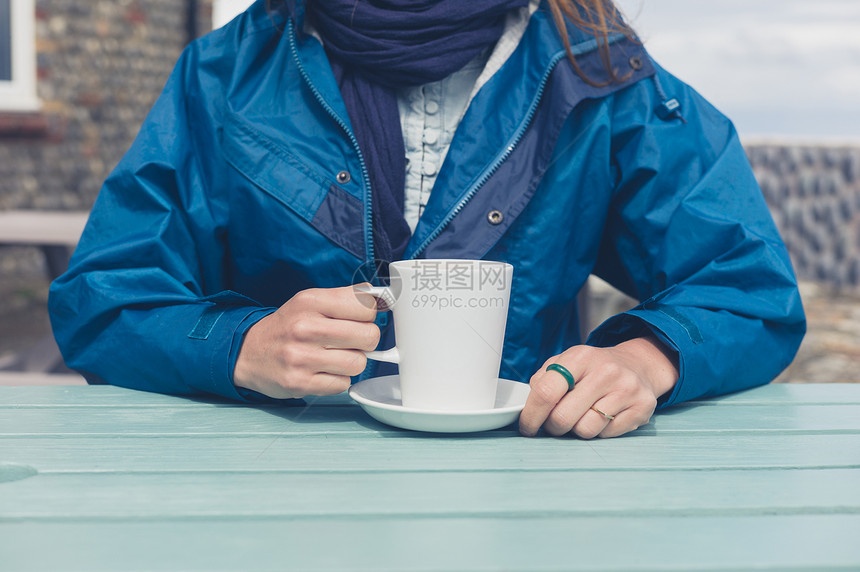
top-left (49, 0), bottom-right (805, 439)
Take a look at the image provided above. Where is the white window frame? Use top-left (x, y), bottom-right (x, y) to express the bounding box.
top-left (212, 0), bottom-right (255, 29)
top-left (0, 0), bottom-right (39, 112)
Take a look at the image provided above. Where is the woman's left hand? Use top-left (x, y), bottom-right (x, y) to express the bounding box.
top-left (518, 336), bottom-right (679, 439)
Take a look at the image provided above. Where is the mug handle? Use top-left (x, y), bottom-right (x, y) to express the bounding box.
top-left (354, 285), bottom-right (400, 365)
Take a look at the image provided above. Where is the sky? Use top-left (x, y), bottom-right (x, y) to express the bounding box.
top-left (614, 0), bottom-right (860, 142)
top-left (213, 0), bottom-right (860, 142)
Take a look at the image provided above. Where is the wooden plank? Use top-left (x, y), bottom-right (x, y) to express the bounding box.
top-left (0, 385), bottom-right (347, 407)
top-left (0, 402), bottom-right (372, 435)
top-left (2, 382), bottom-right (859, 408)
top-left (2, 434), bottom-right (859, 473)
top-left (0, 210), bottom-right (88, 246)
top-left (1, 468), bottom-right (858, 520)
top-left (3, 402), bottom-right (860, 436)
top-left (1, 515), bottom-right (858, 571)
top-left (691, 382), bottom-right (860, 405)
top-left (647, 402), bottom-right (860, 433)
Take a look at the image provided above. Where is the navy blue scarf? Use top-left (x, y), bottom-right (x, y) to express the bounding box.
top-left (307, 0), bottom-right (529, 263)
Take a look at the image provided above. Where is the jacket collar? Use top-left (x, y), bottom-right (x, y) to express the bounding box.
top-left (272, 0), bottom-right (652, 261)
top-left (404, 6), bottom-right (651, 259)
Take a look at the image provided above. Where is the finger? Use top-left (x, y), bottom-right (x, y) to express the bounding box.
top-left (518, 365), bottom-right (574, 437)
top-left (318, 348), bottom-right (369, 378)
top-left (289, 312), bottom-right (379, 351)
top-left (308, 372), bottom-right (353, 397)
top-left (271, 343), bottom-right (366, 388)
top-left (253, 371), bottom-right (352, 400)
top-left (543, 370), bottom-right (617, 437)
top-left (596, 402), bottom-right (655, 439)
top-left (567, 389), bottom-right (653, 439)
top-left (320, 321), bottom-right (381, 352)
top-left (350, 283), bottom-right (389, 314)
top-left (540, 368), bottom-right (609, 437)
top-left (541, 392), bottom-right (585, 436)
top-left (568, 403), bottom-right (614, 439)
top-left (297, 286), bottom-right (379, 322)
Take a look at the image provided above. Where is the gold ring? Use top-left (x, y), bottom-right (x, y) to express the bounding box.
top-left (590, 405), bottom-right (614, 420)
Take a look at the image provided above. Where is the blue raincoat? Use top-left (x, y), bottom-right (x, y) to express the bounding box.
top-left (49, 0), bottom-right (805, 406)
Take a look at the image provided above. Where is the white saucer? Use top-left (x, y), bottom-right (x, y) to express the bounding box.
top-left (348, 375), bottom-right (530, 433)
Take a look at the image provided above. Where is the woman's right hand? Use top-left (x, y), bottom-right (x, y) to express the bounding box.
top-left (233, 285), bottom-right (381, 399)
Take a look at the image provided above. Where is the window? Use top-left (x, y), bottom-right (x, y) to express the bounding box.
top-left (0, 0), bottom-right (11, 81)
top-left (212, 0), bottom-right (255, 29)
top-left (0, 0), bottom-right (38, 112)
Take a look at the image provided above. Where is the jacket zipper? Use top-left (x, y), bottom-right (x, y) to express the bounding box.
top-left (287, 19), bottom-right (621, 262)
top-left (287, 19), bottom-right (382, 382)
top-left (407, 50), bottom-right (567, 260)
top-left (407, 33), bottom-right (627, 260)
top-left (286, 19), bottom-right (376, 264)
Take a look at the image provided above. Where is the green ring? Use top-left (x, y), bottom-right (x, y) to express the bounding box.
top-left (546, 363), bottom-right (575, 391)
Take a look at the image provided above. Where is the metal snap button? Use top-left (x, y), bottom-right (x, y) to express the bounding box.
top-left (629, 56), bottom-right (643, 70)
top-left (487, 210), bottom-right (504, 225)
top-left (336, 171), bottom-right (351, 184)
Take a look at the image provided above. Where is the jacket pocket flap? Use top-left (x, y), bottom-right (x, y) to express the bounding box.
top-left (219, 113), bottom-right (365, 259)
top-left (220, 112), bottom-right (329, 222)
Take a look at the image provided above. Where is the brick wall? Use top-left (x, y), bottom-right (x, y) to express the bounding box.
top-left (0, 0), bottom-right (212, 276)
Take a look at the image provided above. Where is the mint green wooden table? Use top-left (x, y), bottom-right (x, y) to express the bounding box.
top-left (1, 383), bottom-right (859, 571)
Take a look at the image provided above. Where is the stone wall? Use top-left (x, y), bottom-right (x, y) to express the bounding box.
top-left (747, 143), bottom-right (860, 293)
top-left (0, 0), bottom-right (212, 277)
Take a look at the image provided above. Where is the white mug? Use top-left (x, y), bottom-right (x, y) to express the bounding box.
top-left (359, 259), bottom-right (513, 411)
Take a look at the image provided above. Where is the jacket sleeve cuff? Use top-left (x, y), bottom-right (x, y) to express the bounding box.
top-left (192, 305), bottom-right (280, 403)
top-left (586, 307), bottom-right (698, 409)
